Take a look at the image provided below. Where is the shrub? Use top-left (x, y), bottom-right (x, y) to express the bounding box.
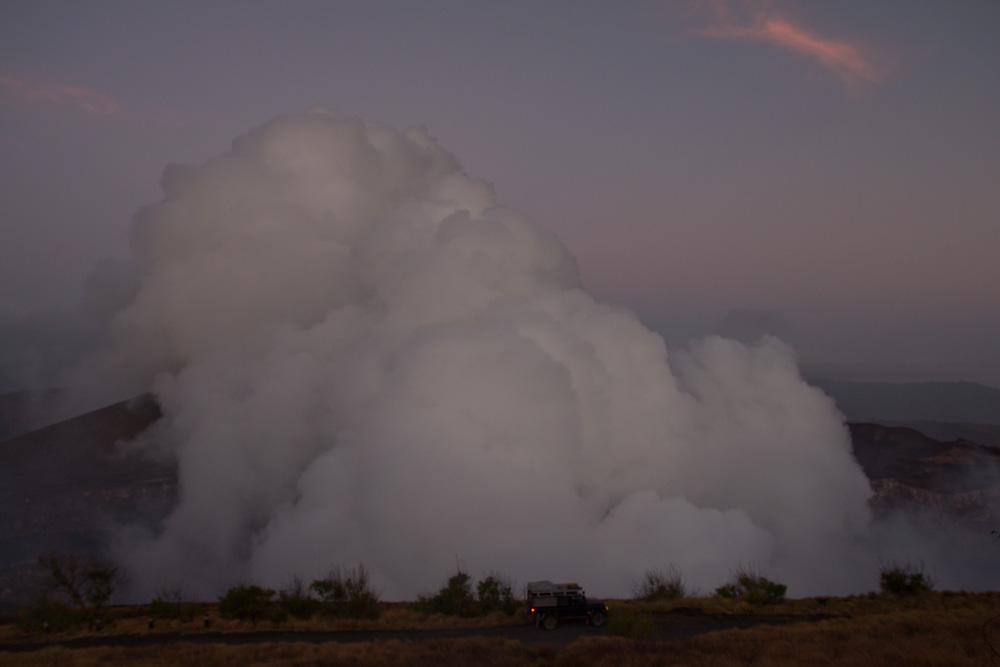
top-left (632, 566), bottom-right (687, 601)
top-left (476, 570), bottom-right (519, 616)
top-left (16, 598), bottom-right (86, 633)
top-left (279, 576), bottom-right (321, 619)
top-left (605, 607), bottom-right (657, 640)
top-left (416, 568), bottom-right (520, 617)
top-left (310, 570), bottom-right (346, 613)
top-left (310, 564), bottom-right (381, 619)
top-left (149, 585), bottom-right (200, 622)
top-left (715, 566), bottom-right (786, 605)
top-left (416, 568), bottom-right (478, 617)
top-left (880, 562), bottom-right (934, 596)
top-left (342, 564), bottom-right (381, 619)
top-left (218, 584), bottom-right (276, 624)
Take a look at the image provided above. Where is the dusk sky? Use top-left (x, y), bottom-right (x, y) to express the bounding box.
top-left (2, 0), bottom-right (999, 390)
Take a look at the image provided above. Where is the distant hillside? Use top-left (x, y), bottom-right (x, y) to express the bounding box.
top-left (0, 395), bottom-right (173, 611)
top-left (882, 422), bottom-right (1000, 448)
top-left (810, 379), bottom-right (1000, 425)
top-left (0, 390), bottom-right (61, 441)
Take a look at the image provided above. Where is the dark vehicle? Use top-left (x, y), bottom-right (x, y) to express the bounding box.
top-left (526, 580), bottom-right (608, 630)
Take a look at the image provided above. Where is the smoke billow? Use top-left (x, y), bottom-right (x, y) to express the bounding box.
top-left (83, 109), bottom-right (877, 600)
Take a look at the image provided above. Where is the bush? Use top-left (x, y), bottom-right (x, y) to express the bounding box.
top-left (476, 570), bottom-right (519, 616)
top-left (310, 570), bottom-right (346, 613)
top-left (310, 564), bottom-right (381, 619)
top-left (416, 568), bottom-right (520, 617)
top-left (16, 598), bottom-right (87, 633)
top-left (148, 586), bottom-right (200, 622)
top-left (342, 564), bottom-right (381, 619)
top-left (279, 576), bottom-right (321, 619)
top-left (880, 562), bottom-right (934, 596)
top-left (218, 584), bottom-right (276, 624)
top-left (633, 566), bottom-right (687, 601)
top-left (416, 568), bottom-right (478, 617)
top-left (715, 566), bottom-right (786, 605)
top-left (605, 607), bottom-right (657, 640)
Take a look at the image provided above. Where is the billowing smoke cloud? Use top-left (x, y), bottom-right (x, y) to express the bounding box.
top-left (85, 109), bottom-right (876, 600)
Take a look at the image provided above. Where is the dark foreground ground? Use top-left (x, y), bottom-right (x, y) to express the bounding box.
top-left (0, 608), bottom-right (804, 653)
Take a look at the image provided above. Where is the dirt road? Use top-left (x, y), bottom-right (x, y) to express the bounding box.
top-left (1, 609), bottom-right (805, 653)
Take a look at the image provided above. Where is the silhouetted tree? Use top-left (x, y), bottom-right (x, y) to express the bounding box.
top-left (38, 554), bottom-right (118, 624)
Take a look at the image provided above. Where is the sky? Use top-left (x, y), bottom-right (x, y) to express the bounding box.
top-left (2, 0), bottom-right (999, 391)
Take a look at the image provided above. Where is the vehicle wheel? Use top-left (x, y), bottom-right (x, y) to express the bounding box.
top-left (542, 615), bottom-right (558, 631)
top-left (589, 611), bottom-right (606, 627)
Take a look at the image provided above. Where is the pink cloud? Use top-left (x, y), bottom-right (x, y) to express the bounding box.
top-left (0, 75), bottom-right (127, 119)
top-left (696, 0), bottom-right (895, 95)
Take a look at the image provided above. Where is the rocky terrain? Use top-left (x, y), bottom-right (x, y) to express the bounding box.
top-left (850, 422), bottom-right (1000, 526)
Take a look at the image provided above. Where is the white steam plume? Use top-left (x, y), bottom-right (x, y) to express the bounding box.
top-left (86, 109), bottom-right (875, 600)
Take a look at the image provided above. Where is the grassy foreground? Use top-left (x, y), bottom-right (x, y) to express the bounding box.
top-left (3, 592), bottom-right (1000, 666)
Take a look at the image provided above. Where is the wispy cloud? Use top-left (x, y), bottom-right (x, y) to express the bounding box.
top-left (0, 75), bottom-right (128, 119)
top-left (695, 0), bottom-right (895, 95)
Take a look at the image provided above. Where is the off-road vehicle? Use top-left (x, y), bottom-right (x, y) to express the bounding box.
top-left (526, 580), bottom-right (608, 630)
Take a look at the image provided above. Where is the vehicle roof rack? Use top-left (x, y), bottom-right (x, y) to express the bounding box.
top-left (526, 581), bottom-right (584, 596)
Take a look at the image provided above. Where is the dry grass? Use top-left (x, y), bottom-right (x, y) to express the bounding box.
top-left (2, 637), bottom-right (546, 667)
top-left (613, 589), bottom-right (1000, 619)
top-left (559, 605), bottom-right (1000, 666)
top-left (0, 601), bottom-right (528, 645)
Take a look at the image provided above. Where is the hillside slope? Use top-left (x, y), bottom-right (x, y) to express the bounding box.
top-left (0, 395), bottom-right (174, 610)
